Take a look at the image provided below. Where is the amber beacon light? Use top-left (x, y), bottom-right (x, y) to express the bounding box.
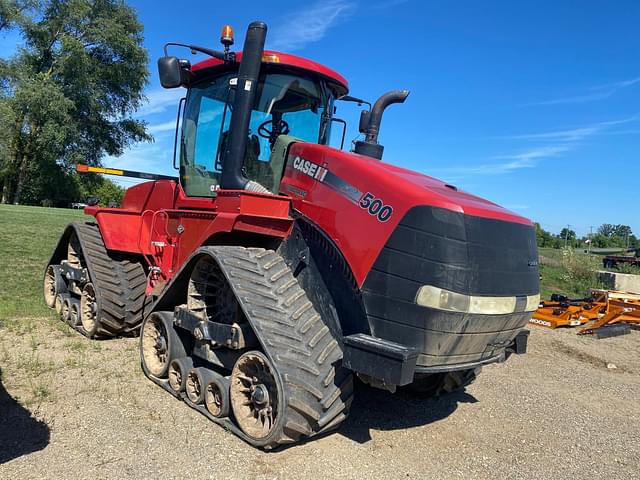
top-left (220, 25), bottom-right (234, 47)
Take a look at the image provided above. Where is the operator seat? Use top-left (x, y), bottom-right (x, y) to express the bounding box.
top-left (218, 131), bottom-right (275, 192)
top-left (242, 134), bottom-right (275, 191)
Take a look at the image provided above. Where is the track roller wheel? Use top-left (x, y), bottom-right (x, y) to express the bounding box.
top-left (168, 357), bottom-right (194, 393)
top-left (68, 298), bottom-right (81, 327)
top-left (80, 282), bottom-right (100, 337)
top-left (60, 296), bottom-right (72, 324)
top-left (186, 368), bottom-right (210, 404)
top-left (230, 351), bottom-right (282, 443)
top-left (186, 368), bottom-right (221, 405)
top-left (44, 265), bottom-right (66, 308)
top-left (205, 375), bottom-right (230, 418)
top-left (54, 293), bottom-right (66, 316)
top-left (140, 312), bottom-right (189, 379)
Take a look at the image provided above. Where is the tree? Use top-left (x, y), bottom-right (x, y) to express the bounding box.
top-left (597, 224), bottom-right (616, 238)
top-left (559, 227), bottom-right (577, 247)
top-left (535, 223), bottom-right (555, 248)
top-left (0, 0), bottom-right (37, 32)
top-left (93, 177), bottom-right (123, 206)
top-left (591, 224), bottom-right (635, 248)
top-left (0, 0), bottom-right (149, 205)
top-left (613, 225), bottom-right (632, 238)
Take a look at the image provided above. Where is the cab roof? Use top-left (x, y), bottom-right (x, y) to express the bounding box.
top-left (191, 50), bottom-right (349, 96)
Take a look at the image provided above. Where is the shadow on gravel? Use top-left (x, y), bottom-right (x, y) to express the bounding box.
top-left (0, 368), bottom-right (50, 464)
top-left (338, 381), bottom-right (478, 444)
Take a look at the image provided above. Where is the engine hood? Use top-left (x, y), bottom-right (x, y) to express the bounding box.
top-left (281, 142), bottom-right (535, 285)
top-left (367, 158), bottom-right (532, 226)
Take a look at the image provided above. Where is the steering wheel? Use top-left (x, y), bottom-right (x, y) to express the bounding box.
top-left (258, 119), bottom-right (290, 140)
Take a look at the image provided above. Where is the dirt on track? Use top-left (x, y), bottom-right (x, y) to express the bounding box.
top-left (1, 321), bottom-right (638, 480)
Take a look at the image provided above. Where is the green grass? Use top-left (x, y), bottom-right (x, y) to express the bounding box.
top-left (0, 204), bottom-right (85, 323)
top-left (538, 247), bottom-right (605, 300)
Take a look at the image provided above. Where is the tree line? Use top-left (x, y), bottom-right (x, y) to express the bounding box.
top-left (535, 223), bottom-right (638, 250)
top-left (0, 0), bottom-right (149, 207)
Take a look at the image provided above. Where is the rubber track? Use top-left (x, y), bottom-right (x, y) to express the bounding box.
top-left (72, 222), bottom-right (150, 338)
top-left (206, 246), bottom-right (354, 448)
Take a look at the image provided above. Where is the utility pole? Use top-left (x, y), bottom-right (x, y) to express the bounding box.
top-left (564, 224), bottom-right (571, 248)
top-left (588, 225), bottom-right (594, 254)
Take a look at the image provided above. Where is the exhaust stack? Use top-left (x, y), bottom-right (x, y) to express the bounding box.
top-left (220, 21), bottom-right (267, 190)
top-left (353, 90), bottom-right (409, 160)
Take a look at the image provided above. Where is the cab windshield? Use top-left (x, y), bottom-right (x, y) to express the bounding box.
top-left (180, 71), bottom-right (333, 197)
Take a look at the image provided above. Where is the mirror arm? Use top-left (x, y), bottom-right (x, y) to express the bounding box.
top-left (163, 42), bottom-right (228, 61)
top-left (338, 95), bottom-right (372, 110)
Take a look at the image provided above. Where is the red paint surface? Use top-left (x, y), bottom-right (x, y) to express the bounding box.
top-left (191, 50), bottom-right (348, 94)
top-left (279, 143), bottom-right (533, 286)
top-left (87, 182), bottom-right (293, 293)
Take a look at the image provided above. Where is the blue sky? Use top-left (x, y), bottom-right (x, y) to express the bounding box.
top-left (3, 1), bottom-right (639, 236)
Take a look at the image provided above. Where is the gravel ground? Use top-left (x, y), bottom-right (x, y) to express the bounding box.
top-left (1, 321), bottom-right (638, 480)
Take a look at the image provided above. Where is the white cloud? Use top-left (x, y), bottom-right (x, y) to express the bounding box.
top-left (525, 76), bottom-right (640, 106)
top-left (138, 87), bottom-right (185, 117)
top-left (431, 115), bottom-right (639, 179)
top-left (268, 0), bottom-right (356, 52)
top-left (437, 145), bottom-right (571, 176)
top-left (148, 120), bottom-right (179, 134)
top-left (502, 115), bottom-right (639, 142)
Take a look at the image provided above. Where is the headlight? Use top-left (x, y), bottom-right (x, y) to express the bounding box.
top-left (416, 285), bottom-right (539, 314)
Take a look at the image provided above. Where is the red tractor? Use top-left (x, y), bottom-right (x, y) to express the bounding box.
top-left (44, 22), bottom-right (539, 449)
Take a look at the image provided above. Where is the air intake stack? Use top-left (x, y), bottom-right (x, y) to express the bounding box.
top-left (220, 21), bottom-right (267, 190)
top-left (353, 90), bottom-right (409, 160)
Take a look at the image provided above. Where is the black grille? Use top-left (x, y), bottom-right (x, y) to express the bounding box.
top-left (361, 206), bottom-right (539, 367)
top-left (364, 206), bottom-right (539, 299)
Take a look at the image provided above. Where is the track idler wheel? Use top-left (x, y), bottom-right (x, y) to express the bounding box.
top-left (168, 357), bottom-right (194, 393)
top-left (230, 351), bottom-right (283, 442)
top-left (44, 265), bottom-right (66, 308)
top-left (205, 375), bottom-right (230, 418)
top-left (140, 312), bottom-right (189, 379)
top-left (67, 232), bottom-right (83, 268)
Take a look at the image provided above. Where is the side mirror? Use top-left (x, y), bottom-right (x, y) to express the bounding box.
top-left (158, 56), bottom-right (184, 88)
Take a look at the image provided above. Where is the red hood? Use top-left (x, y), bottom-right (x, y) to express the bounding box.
top-left (369, 159), bottom-right (532, 226)
top-left (282, 142), bottom-right (534, 285)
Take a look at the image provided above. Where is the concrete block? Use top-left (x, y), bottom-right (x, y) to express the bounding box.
top-left (597, 271), bottom-right (640, 294)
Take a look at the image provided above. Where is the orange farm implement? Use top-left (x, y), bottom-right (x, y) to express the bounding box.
top-left (531, 290), bottom-right (640, 337)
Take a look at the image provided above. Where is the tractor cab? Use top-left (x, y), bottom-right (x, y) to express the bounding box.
top-left (158, 26), bottom-right (348, 198)
top-left (181, 66), bottom-right (335, 196)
